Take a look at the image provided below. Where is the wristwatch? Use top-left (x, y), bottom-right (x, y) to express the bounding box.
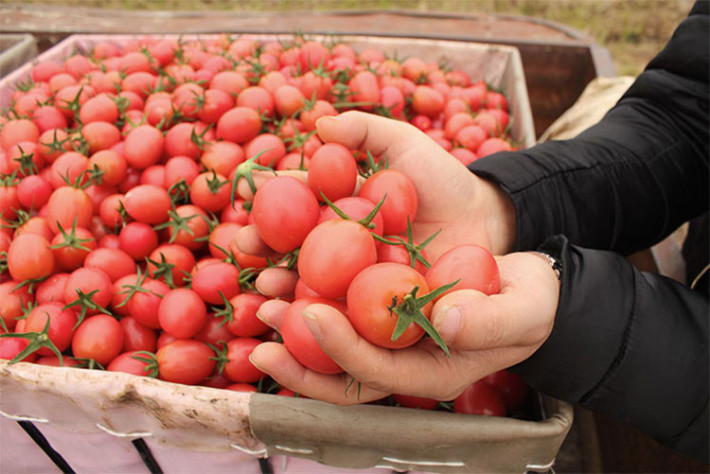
top-left (537, 252), bottom-right (562, 280)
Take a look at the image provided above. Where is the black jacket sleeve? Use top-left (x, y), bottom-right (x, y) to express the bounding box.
top-left (470, 2), bottom-right (708, 255)
top-left (468, 1), bottom-right (709, 463)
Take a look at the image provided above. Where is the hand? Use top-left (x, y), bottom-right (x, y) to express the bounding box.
top-left (234, 111), bottom-right (518, 263)
top-left (315, 111), bottom-right (517, 258)
top-left (250, 252), bottom-right (559, 404)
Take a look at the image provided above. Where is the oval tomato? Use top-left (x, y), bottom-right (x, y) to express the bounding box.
top-left (223, 337), bottom-right (266, 383)
top-left (119, 316), bottom-right (158, 353)
top-left (156, 339), bottom-right (215, 385)
top-left (251, 176), bottom-right (320, 254)
top-left (107, 351), bottom-right (152, 376)
top-left (72, 314), bottom-right (123, 366)
top-left (306, 143), bottom-right (358, 203)
top-left (10, 235), bottom-right (53, 286)
top-left (298, 219), bottom-right (377, 299)
top-left (24, 303), bottom-right (77, 355)
top-left (123, 184), bottom-right (172, 224)
top-left (158, 288), bottom-right (208, 339)
top-left (191, 262), bottom-right (241, 305)
top-left (358, 169), bottom-right (418, 236)
top-left (425, 245), bottom-right (500, 300)
top-left (226, 292), bottom-right (270, 337)
top-left (281, 297), bottom-right (346, 375)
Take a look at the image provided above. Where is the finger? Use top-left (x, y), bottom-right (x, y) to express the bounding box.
top-left (255, 267), bottom-right (299, 299)
top-left (430, 254), bottom-right (558, 351)
top-left (233, 224), bottom-right (279, 258)
top-left (255, 298), bottom-right (290, 331)
top-left (301, 303), bottom-right (463, 399)
top-left (249, 342), bottom-right (389, 405)
top-left (316, 111), bottom-right (428, 159)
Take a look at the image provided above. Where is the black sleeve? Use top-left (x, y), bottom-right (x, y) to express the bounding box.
top-left (514, 235), bottom-right (709, 463)
top-left (466, 1), bottom-right (710, 462)
top-left (469, 2), bottom-right (709, 255)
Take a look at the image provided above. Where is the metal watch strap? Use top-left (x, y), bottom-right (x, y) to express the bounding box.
top-left (538, 252), bottom-right (562, 280)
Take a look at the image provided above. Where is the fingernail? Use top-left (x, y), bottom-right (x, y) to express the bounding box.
top-left (315, 115), bottom-right (340, 127)
top-left (435, 306), bottom-right (462, 343)
top-left (302, 311), bottom-right (322, 340)
top-left (248, 354), bottom-right (265, 371)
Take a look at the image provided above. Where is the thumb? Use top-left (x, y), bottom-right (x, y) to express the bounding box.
top-left (430, 289), bottom-right (550, 351)
top-left (316, 110), bottom-right (427, 158)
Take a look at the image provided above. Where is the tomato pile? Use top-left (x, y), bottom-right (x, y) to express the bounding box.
top-left (0, 35), bottom-right (526, 416)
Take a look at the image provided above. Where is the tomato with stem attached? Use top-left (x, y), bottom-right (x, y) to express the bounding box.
top-left (222, 337), bottom-right (267, 383)
top-left (358, 169), bottom-right (418, 236)
top-left (156, 339), bottom-right (216, 385)
top-left (346, 262), bottom-right (452, 353)
top-left (24, 303), bottom-right (77, 355)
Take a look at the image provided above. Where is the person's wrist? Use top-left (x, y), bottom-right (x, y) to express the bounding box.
top-left (476, 176), bottom-right (517, 255)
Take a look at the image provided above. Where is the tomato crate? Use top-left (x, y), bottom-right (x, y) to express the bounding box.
top-left (0, 33), bottom-right (570, 474)
top-left (0, 33), bottom-right (535, 147)
top-left (0, 34), bottom-right (38, 79)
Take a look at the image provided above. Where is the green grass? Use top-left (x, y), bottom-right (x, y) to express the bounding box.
top-left (11, 0), bottom-right (694, 76)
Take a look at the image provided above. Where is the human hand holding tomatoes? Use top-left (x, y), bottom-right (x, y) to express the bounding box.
top-left (315, 111), bottom-right (517, 258)
top-left (232, 110), bottom-right (516, 262)
top-left (249, 251), bottom-right (559, 405)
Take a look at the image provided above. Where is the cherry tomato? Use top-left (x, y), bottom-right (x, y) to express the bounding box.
top-left (0, 282), bottom-right (33, 331)
top-left (123, 184), bottom-right (172, 224)
top-left (119, 316), bottom-right (158, 353)
top-left (83, 247), bottom-right (136, 282)
top-left (298, 219), bottom-right (377, 299)
top-left (126, 277), bottom-right (170, 330)
top-left (119, 222), bottom-right (159, 261)
top-left (453, 381), bottom-right (506, 416)
top-left (481, 370), bottom-right (529, 412)
top-left (251, 176), bottom-right (320, 253)
top-left (223, 337), bottom-right (267, 383)
top-left (107, 351), bottom-right (152, 376)
top-left (50, 226), bottom-right (96, 271)
top-left (124, 125), bottom-right (165, 169)
top-left (191, 262), bottom-right (241, 305)
top-left (7, 233), bottom-right (55, 282)
top-left (158, 288), bottom-right (208, 339)
top-left (227, 293), bottom-right (270, 337)
top-left (346, 262), bottom-right (432, 349)
top-left (24, 303), bottom-right (77, 355)
top-left (72, 314), bottom-right (123, 366)
top-left (307, 143), bottom-right (358, 203)
top-left (146, 244), bottom-right (195, 287)
top-left (216, 106), bottom-right (261, 144)
top-left (35, 273), bottom-right (69, 305)
top-left (281, 297), bottom-right (346, 375)
top-left (425, 245), bottom-right (500, 300)
top-left (358, 169), bottom-right (418, 236)
top-left (156, 339), bottom-right (216, 385)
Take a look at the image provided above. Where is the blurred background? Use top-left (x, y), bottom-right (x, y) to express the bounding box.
top-left (12, 0), bottom-right (693, 76)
